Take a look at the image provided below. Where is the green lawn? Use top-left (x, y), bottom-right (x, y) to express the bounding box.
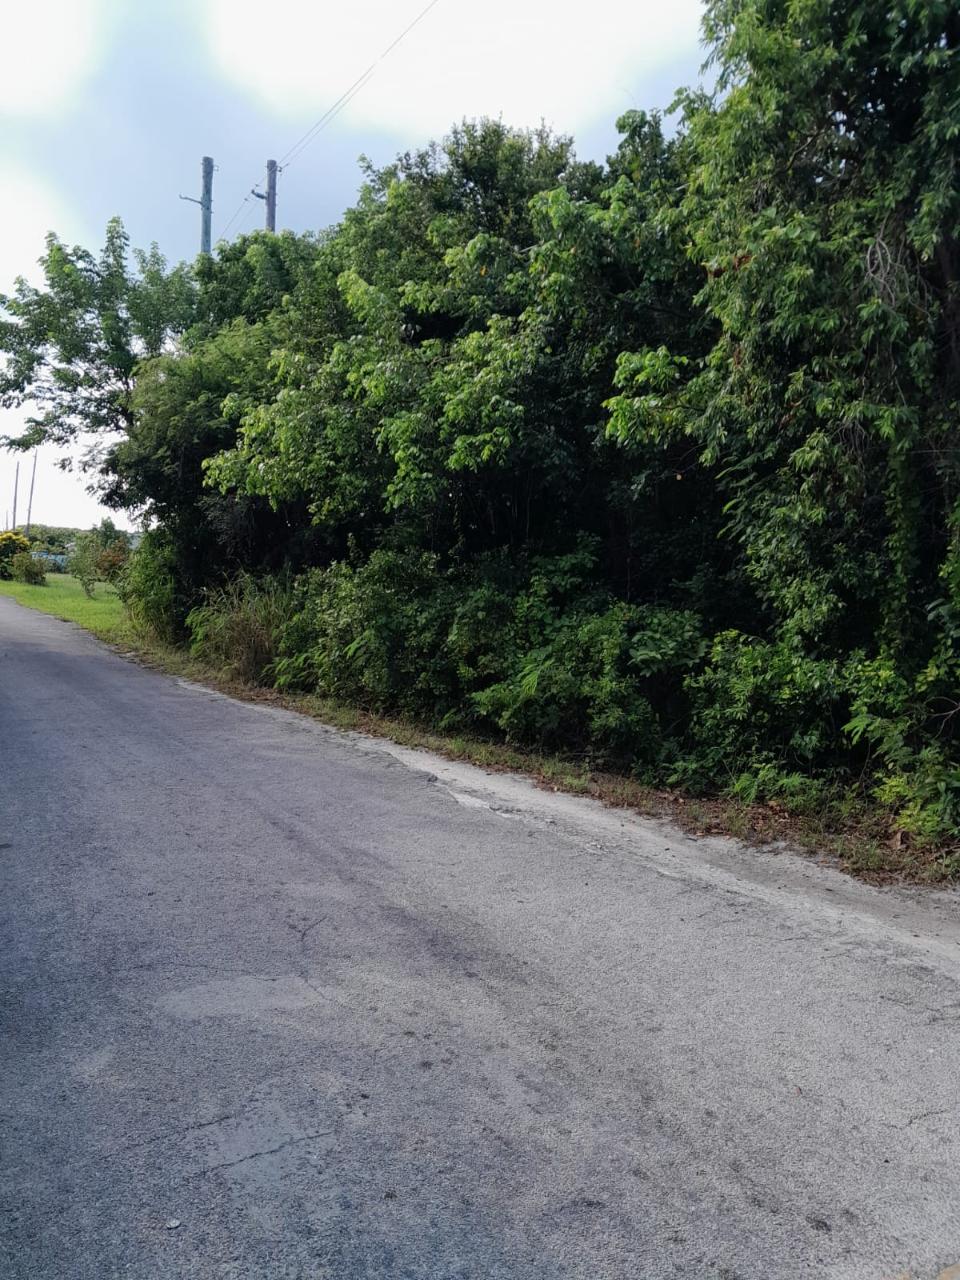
top-left (0, 573), bottom-right (132, 644)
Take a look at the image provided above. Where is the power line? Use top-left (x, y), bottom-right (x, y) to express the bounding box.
top-left (276, 71), bottom-right (376, 173)
top-left (277, 70), bottom-right (376, 172)
top-left (225, 197), bottom-right (259, 240)
top-left (242, 198), bottom-right (261, 230)
top-left (219, 192), bottom-right (254, 240)
top-left (279, 0), bottom-right (443, 171)
top-left (215, 0), bottom-right (443, 241)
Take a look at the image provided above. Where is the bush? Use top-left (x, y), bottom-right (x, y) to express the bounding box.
top-left (68, 521), bottom-right (132, 596)
top-left (676, 633), bottom-right (960, 835)
top-left (270, 545), bottom-right (706, 769)
top-left (287, 550), bottom-right (465, 715)
top-left (96, 540), bottom-right (129, 584)
top-left (0, 531), bottom-right (30, 579)
top-left (843, 655), bottom-right (960, 840)
top-left (473, 601), bottom-right (704, 767)
top-left (678, 632), bottom-right (846, 791)
top-left (9, 551), bottom-right (47, 586)
top-left (186, 574), bottom-right (295, 683)
top-left (119, 532), bottom-right (181, 643)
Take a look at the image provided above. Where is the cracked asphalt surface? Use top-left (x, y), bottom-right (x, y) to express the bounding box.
top-left (2, 597), bottom-right (960, 1280)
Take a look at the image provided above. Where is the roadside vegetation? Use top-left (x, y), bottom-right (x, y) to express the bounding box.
top-left (2, 0), bottom-right (959, 879)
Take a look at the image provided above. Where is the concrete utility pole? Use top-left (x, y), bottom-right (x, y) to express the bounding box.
top-left (252, 160), bottom-right (278, 232)
top-left (25, 451), bottom-right (37, 536)
top-left (180, 156), bottom-right (214, 255)
top-left (266, 159), bottom-right (277, 232)
top-left (11, 458), bottom-right (19, 531)
top-left (201, 156), bottom-right (214, 252)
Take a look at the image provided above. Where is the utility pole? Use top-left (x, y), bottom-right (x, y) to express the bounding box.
top-left (252, 160), bottom-right (278, 232)
top-left (201, 156), bottom-right (214, 252)
top-left (180, 156), bottom-right (214, 255)
top-left (11, 459), bottom-right (19, 531)
top-left (266, 159), bottom-right (277, 232)
top-left (25, 451), bottom-right (37, 536)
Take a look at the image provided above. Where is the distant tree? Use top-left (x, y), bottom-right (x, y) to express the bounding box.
top-left (90, 517), bottom-right (129, 551)
top-left (0, 218), bottom-right (195, 470)
top-left (24, 524), bottom-right (80, 554)
top-left (95, 541), bottom-right (129, 585)
top-left (68, 533), bottom-right (101, 597)
top-left (67, 519), bottom-right (132, 595)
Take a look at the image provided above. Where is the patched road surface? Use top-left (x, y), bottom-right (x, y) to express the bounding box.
top-left (2, 598), bottom-right (959, 1279)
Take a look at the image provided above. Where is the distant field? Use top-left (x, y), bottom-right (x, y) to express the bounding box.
top-left (0, 573), bottom-right (131, 644)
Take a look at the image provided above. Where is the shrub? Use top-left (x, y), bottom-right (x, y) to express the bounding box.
top-left (843, 655), bottom-right (960, 839)
top-left (273, 545), bottom-right (705, 769)
top-left (95, 540), bottom-right (129, 584)
top-left (678, 632), bottom-right (846, 791)
top-left (291, 550), bottom-right (464, 714)
top-left (68, 522), bottom-right (132, 596)
top-left (0, 531), bottom-right (30, 579)
top-left (473, 602), bottom-right (704, 767)
top-left (119, 532), bottom-right (181, 643)
top-left (9, 551), bottom-right (47, 586)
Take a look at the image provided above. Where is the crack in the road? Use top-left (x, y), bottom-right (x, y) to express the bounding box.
top-left (907, 1107), bottom-right (952, 1127)
top-left (296, 916), bottom-right (327, 945)
top-left (92, 1066), bottom-right (300, 1168)
top-left (284, 912), bottom-right (328, 947)
top-left (285, 911), bottom-right (342, 1007)
top-left (880, 1107), bottom-right (953, 1133)
top-left (182, 1130), bottom-right (334, 1180)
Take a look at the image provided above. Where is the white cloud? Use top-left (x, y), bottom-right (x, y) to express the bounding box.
top-left (0, 0), bottom-right (110, 118)
top-left (204, 0), bottom-right (703, 139)
top-left (0, 168), bottom-right (91, 293)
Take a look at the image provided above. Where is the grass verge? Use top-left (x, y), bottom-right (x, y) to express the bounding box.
top-left (0, 573), bottom-right (133, 644)
top-left (4, 574), bottom-right (958, 885)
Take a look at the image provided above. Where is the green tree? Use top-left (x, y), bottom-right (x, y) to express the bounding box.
top-left (0, 218), bottom-right (194, 467)
top-left (24, 524), bottom-right (81, 555)
top-left (9, 56), bottom-right (959, 843)
top-left (608, 0), bottom-right (960, 828)
top-left (103, 231), bottom-right (324, 632)
top-left (68, 533), bottom-right (101, 597)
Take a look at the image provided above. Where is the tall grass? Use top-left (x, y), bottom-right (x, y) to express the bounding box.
top-left (185, 574), bottom-right (294, 684)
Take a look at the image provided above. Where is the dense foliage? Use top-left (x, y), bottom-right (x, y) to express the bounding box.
top-left (4, 0), bottom-right (960, 842)
top-left (0, 532), bottom-right (31, 579)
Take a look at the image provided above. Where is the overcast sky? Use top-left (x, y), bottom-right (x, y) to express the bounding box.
top-left (1, 0), bottom-right (706, 531)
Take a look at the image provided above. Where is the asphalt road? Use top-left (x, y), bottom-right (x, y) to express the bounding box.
top-left (2, 597), bottom-right (960, 1280)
